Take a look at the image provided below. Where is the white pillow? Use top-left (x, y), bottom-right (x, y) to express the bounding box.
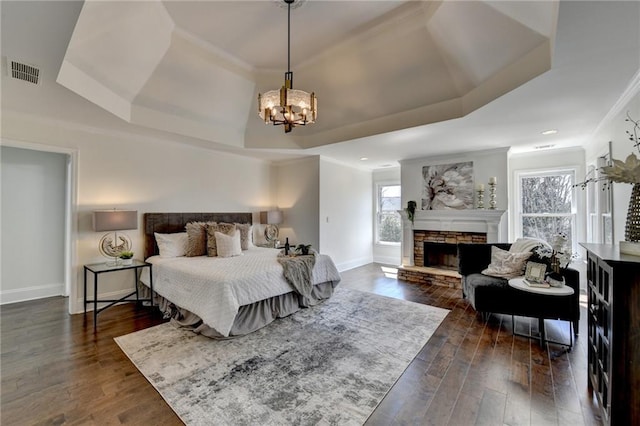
top-left (215, 230), bottom-right (242, 258)
top-left (509, 237), bottom-right (551, 253)
top-left (154, 232), bottom-right (187, 258)
top-left (482, 245), bottom-right (532, 279)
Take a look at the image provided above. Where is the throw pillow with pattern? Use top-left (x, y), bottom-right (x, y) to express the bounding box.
top-left (207, 222), bottom-right (237, 257)
top-left (482, 245), bottom-right (532, 279)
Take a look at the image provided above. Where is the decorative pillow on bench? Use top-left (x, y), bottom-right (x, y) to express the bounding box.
top-left (482, 246), bottom-right (532, 279)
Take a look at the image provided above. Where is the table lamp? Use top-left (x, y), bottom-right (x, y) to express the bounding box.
top-left (260, 209), bottom-right (283, 247)
top-left (93, 209), bottom-right (138, 265)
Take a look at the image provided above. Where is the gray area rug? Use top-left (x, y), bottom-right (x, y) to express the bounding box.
top-left (115, 288), bottom-right (449, 425)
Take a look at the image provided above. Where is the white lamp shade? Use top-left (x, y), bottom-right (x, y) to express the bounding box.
top-left (267, 210), bottom-right (283, 225)
top-left (93, 210), bottom-right (138, 232)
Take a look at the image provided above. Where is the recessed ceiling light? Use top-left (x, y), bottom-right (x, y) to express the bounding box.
top-left (379, 164), bottom-right (393, 168)
top-left (360, 157), bottom-right (368, 161)
top-left (541, 129), bottom-right (558, 135)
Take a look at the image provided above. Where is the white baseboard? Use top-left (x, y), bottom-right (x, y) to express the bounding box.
top-left (336, 256), bottom-right (373, 272)
top-left (0, 283), bottom-right (65, 305)
top-left (372, 255), bottom-right (401, 266)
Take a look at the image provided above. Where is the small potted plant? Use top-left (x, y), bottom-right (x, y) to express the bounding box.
top-left (118, 250), bottom-right (134, 265)
top-left (295, 244), bottom-right (312, 256)
top-left (405, 200), bottom-right (416, 224)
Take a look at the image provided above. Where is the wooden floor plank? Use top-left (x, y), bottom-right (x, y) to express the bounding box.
top-left (1, 263), bottom-right (601, 425)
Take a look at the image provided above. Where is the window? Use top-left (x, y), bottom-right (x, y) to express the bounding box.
top-left (517, 169), bottom-right (576, 250)
top-left (377, 184), bottom-right (401, 244)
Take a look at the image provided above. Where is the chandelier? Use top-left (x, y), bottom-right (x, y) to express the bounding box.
top-left (258, 0), bottom-right (317, 133)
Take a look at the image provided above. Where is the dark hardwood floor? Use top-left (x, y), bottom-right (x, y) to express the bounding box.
top-left (1, 263), bottom-right (601, 425)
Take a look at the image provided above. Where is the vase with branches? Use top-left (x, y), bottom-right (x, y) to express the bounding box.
top-left (575, 112), bottom-right (640, 251)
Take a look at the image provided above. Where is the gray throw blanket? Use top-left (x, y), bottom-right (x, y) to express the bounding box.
top-left (277, 253), bottom-right (316, 302)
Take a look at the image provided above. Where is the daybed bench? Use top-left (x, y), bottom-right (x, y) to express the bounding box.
top-left (458, 242), bottom-right (580, 338)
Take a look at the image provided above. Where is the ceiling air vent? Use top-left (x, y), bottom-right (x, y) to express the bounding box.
top-left (8, 59), bottom-right (40, 84)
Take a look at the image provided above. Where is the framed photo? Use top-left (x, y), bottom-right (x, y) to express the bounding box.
top-left (524, 261), bottom-right (547, 283)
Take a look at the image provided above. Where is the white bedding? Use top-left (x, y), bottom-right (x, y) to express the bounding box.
top-left (140, 247), bottom-right (341, 337)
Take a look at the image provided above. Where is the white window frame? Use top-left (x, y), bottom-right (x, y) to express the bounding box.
top-left (514, 167), bottom-right (578, 253)
top-left (375, 182), bottom-right (401, 246)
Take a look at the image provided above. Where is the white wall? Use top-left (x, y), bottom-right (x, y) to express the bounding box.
top-left (273, 156), bottom-right (320, 250)
top-left (1, 146), bottom-right (68, 303)
top-left (319, 158), bottom-right (373, 271)
top-left (400, 148), bottom-right (509, 210)
top-left (2, 114), bottom-right (273, 313)
top-left (373, 167), bottom-right (401, 265)
top-left (586, 89), bottom-right (640, 245)
top-left (508, 147), bottom-right (586, 244)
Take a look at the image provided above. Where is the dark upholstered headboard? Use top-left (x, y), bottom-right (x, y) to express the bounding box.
top-left (143, 212), bottom-right (253, 259)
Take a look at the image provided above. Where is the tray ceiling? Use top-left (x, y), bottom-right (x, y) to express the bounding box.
top-left (57, 0), bottom-right (558, 151)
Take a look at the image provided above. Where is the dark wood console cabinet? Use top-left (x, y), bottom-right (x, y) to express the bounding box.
top-left (581, 243), bottom-right (640, 425)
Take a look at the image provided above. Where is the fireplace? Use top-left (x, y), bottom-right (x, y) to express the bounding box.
top-left (412, 229), bottom-right (487, 268)
top-left (397, 209), bottom-right (507, 288)
top-left (423, 241), bottom-right (458, 270)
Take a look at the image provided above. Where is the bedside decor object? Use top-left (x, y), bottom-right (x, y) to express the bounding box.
top-left (257, 0), bottom-right (317, 133)
top-left (118, 250), bottom-right (134, 265)
top-left (260, 209), bottom-right (283, 247)
top-left (476, 184), bottom-right (485, 209)
top-left (93, 209), bottom-right (138, 265)
top-left (488, 177), bottom-right (497, 209)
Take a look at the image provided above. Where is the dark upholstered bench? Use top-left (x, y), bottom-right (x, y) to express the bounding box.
top-left (458, 243), bottom-right (580, 335)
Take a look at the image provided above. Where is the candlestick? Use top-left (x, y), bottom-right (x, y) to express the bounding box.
top-left (488, 181), bottom-right (497, 210)
top-left (488, 176), bottom-right (497, 185)
top-left (476, 183), bottom-right (485, 191)
top-left (476, 187), bottom-right (485, 209)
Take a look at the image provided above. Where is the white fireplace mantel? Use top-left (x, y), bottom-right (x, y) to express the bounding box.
top-left (399, 209), bottom-right (507, 266)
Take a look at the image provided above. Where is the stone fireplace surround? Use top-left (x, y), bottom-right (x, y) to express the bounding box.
top-left (397, 209), bottom-right (507, 288)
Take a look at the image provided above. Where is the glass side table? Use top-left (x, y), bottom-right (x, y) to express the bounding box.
top-left (83, 259), bottom-right (153, 331)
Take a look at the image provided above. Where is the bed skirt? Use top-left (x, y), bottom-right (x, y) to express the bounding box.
top-left (138, 281), bottom-right (339, 339)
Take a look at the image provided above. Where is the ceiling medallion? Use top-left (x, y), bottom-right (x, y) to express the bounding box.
top-left (258, 0), bottom-right (316, 133)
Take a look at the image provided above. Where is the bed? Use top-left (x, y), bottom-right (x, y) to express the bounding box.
top-left (140, 212), bottom-right (341, 338)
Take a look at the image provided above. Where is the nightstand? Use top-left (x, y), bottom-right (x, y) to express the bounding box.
top-left (83, 259), bottom-right (153, 330)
